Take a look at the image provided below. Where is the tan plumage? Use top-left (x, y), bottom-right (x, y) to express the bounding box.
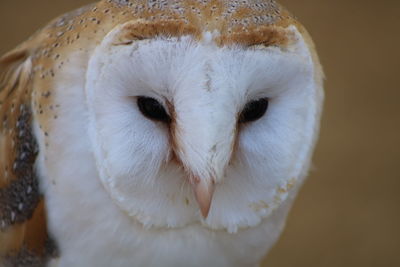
top-left (0, 1), bottom-right (323, 265)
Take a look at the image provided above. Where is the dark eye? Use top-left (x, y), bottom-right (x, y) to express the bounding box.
top-left (239, 98), bottom-right (269, 123)
top-left (137, 96), bottom-right (171, 123)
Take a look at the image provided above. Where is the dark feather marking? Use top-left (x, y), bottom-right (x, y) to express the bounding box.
top-left (3, 247), bottom-right (43, 267)
top-left (3, 237), bottom-right (58, 267)
top-left (0, 105), bottom-right (39, 230)
top-left (0, 104), bottom-right (59, 265)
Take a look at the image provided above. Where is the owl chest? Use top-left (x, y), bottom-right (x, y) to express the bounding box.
top-left (54, 226), bottom-right (263, 267)
top-left (41, 155), bottom-right (268, 267)
top-left (47, 199), bottom-right (267, 267)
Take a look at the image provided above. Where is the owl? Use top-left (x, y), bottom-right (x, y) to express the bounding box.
top-left (0, 0), bottom-right (323, 266)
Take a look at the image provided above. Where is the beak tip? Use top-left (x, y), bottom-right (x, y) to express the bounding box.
top-left (200, 210), bottom-right (209, 219)
top-left (200, 203), bottom-right (211, 218)
top-left (193, 177), bottom-right (215, 219)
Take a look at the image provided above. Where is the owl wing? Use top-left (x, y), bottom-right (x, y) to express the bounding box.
top-left (0, 2), bottom-right (99, 264)
top-left (0, 33), bottom-right (57, 267)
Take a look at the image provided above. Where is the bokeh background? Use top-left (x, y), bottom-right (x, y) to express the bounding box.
top-left (0, 1), bottom-right (399, 266)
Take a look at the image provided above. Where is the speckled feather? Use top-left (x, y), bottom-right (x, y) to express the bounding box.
top-left (0, 0), bottom-right (317, 264)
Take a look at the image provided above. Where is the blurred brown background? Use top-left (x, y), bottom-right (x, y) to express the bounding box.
top-left (0, 1), bottom-right (399, 266)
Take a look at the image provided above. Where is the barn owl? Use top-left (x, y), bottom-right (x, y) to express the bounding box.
top-left (0, 0), bottom-right (323, 266)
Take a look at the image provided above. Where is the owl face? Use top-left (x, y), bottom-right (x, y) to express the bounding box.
top-left (83, 21), bottom-right (319, 233)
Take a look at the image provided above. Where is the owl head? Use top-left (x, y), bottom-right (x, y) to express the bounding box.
top-left (43, 0), bottom-right (324, 234)
top-left (0, 1), bottom-right (324, 264)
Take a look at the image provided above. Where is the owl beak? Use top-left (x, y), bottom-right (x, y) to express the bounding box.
top-left (192, 177), bottom-right (215, 218)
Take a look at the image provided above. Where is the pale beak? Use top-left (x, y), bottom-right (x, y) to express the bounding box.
top-left (192, 177), bottom-right (215, 218)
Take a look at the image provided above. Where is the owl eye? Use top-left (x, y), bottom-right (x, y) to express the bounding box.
top-left (137, 97), bottom-right (171, 123)
top-left (239, 98), bottom-right (269, 123)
